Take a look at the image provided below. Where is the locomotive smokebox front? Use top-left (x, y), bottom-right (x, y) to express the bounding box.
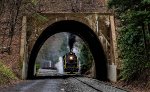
top-left (63, 51), bottom-right (79, 75)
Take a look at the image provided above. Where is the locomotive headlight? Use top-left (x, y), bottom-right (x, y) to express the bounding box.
top-left (69, 56), bottom-right (73, 60)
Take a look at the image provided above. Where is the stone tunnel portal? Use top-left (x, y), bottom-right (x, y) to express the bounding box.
top-left (27, 20), bottom-right (108, 81)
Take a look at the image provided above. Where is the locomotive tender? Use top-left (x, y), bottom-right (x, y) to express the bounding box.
top-left (63, 51), bottom-right (79, 75)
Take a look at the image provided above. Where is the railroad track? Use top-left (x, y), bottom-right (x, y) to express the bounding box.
top-left (72, 77), bottom-right (128, 92)
top-left (73, 77), bottom-right (102, 92)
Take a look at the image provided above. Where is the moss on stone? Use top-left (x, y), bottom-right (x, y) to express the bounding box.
top-left (0, 61), bottom-right (17, 85)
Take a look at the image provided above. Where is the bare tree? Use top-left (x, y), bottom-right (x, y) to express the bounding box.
top-left (0, 0), bottom-right (22, 54)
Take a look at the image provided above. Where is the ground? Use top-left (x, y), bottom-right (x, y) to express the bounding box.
top-left (111, 81), bottom-right (150, 92)
top-left (0, 77), bottom-right (127, 92)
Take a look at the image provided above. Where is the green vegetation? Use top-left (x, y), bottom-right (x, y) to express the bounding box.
top-left (35, 63), bottom-right (40, 71)
top-left (0, 61), bottom-right (17, 85)
top-left (79, 43), bottom-right (94, 74)
top-left (108, 0), bottom-right (150, 81)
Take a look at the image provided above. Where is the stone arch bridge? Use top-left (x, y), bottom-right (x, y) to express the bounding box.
top-left (20, 13), bottom-right (118, 82)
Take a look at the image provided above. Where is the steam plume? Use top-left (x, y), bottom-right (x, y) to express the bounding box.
top-left (55, 57), bottom-right (64, 74)
top-left (68, 33), bottom-right (76, 51)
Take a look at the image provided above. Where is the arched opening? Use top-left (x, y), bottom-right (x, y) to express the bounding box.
top-left (27, 20), bottom-right (108, 81)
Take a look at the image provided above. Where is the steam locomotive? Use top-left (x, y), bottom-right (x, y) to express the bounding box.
top-left (63, 51), bottom-right (79, 75)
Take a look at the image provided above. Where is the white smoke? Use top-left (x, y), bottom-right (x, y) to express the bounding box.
top-left (55, 57), bottom-right (64, 74)
top-left (73, 47), bottom-right (81, 74)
